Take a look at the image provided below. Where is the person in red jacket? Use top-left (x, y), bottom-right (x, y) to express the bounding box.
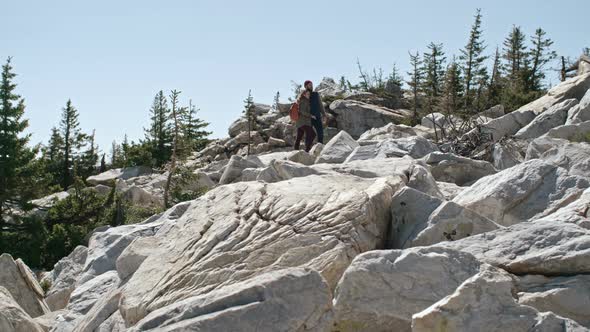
top-left (294, 90), bottom-right (316, 152)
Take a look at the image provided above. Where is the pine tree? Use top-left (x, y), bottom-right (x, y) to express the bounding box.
top-left (79, 129), bottom-right (98, 179)
top-left (110, 140), bottom-right (123, 168)
top-left (164, 90), bottom-right (182, 208)
top-left (119, 134), bottom-right (130, 167)
top-left (406, 51), bottom-right (423, 125)
top-left (422, 43), bottom-right (446, 104)
top-left (99, 154), bottom-right (107, 173)
top-left (527, 28), bottom-right (557, 92)
top-left (422, 43), bottom-right (446, 141)
top-left (144, 91), bottom-right (172, 167)
top-left (43, 126), bottom-right (65, 186)
top-left (182, 100), bottom-right (211, 152)
top-left (501, 26), bottom-right (530, 110)
top-left (0, 57), bottom-right (36, 230)
top-left (440, 59), bottom-right (463, 125)
top-left (58, 100), bottom-right (84, 190)
top-left (460, 9), bottom-right (489, 113)
top-left (242, 90), bottom-right (256, 156)
top-left (487, 47), bottom-right (503, 107)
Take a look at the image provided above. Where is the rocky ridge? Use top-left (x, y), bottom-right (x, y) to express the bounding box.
top-left (2, 76), bottom-right (590, 331)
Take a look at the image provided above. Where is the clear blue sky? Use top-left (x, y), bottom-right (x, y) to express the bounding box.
top-left (2, 0), bottom-right (588, 154)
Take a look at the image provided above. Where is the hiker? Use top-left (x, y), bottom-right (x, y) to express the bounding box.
top-left (304, 80), bottom-right (327, 144)
top-left (294, 90), bottom-right (316, 152)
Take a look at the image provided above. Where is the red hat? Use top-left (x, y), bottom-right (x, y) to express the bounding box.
top-left (304, 80), bottom-right (313, 86)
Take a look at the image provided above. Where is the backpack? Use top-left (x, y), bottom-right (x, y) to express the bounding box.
top-left (289, 102), bottom-right (299, 122)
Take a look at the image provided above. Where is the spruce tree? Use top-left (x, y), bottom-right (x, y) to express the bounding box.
top-left (460, 9), bottom-right (488, 113)
top-left (0, 57), bottom-right (36, 230)
top-left (58, 99), bottom-right (84, 190)
top-left (182, 100), bottom-right (211, 152)
top-left (406, 51), bottom-right (423, 125)
top-left (528, 28), bottom-right (557, 92)
top-left (487, 47), bottom-right (503, 107)
top-left (43, 126), bottom-right (65, 186)
top-left (502, 26), bottom-right (531, 110)
top-left (145, 91), bottom-right (172, 167)
top-left (422, 43), bottom-right (446, 141)
top-left (440, 59), bottom-right (463, 126)
top-left (243, 90), bottom-right (256, 156)
top-left (79, 129), bottom-right (98, 179)
top-left (99, 154), bottom-right (107, 173)
top-left (422, 43), bottom-right (446, 98)
top-left (164, 90), bottom-right (182, 208)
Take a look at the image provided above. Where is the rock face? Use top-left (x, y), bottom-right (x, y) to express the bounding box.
top-left (453, 159), bottom-right (589, 225)
top-left (0, 254), bottom-right (49, 318)
top-left (86, 166), bottom-right (152, 186)
top-left (442, 219), bottom-right (590, 276)
top-left (421, 152), bottom-right (497, 186)
top-left (407, 201), bottom-right (502, 248)
top-left (15, 82), bottom-right (590, 332)
top-left (316, 130), bottom-right (359, 163)
top-left (346, 136), bottom-right (438, 162)
top-left (516, 274), bottom-right (590, 328)
top-left (330, 100), bottom-right (412, 138)
top-left (0, 286), bottom-right (44, 332)
top-left (41, 246), bottom-right (88, 311)
top-left (131, 268), bottom-right (333, 332)
top-left (358, 123), bottom-right (433, 142)
top-left (514, 98), bottom-right (578, 139)
top-left (412, 265), bottom-right (586, 332)
top-left (566, 87), bottom-right (590, 124)
top-left (118, 174), bottom-right (405, 326)
top-left (466, 109), bottom-right (536, 142)
top-left (333, 247), bottom-right (481, 332)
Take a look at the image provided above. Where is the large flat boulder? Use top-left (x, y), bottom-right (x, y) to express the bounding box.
top-left (514, 98), bottom-right (578, 139)
top-left (453, 159), bottom-right (589, 226)
top-left (537, 142), bottom-right (590, 178)
top-left (79, 203), bottom-right (190, 284)
top-left (516, 274), bottom-right (590, 328)
top-left (545, 120), bottom-right (590, 141)
top-left (516, 72), bottom-right (590, 116)
top-left (566, 87), bottom-right (590, 124)
top-left (0, 254), bottom-right (49, 318)
top-left (441, 218), bottom-right (590, 276)
top-left (118, 173), bottom-right (405, 326)
top-left (345, 136), bottom-right (438, 162)
top-left (421, 152), bottom-right (497, 186)
top-left (41, 246), bottom-right (88, 311)
top-left (358, 123), bottom-right (433, 142)
top-left (218, 155), bottom-right (264, 184)
top-left (330, 100), bottom-right (412, 138)
top-left (0, 286), bottom-right (44, 332)
top-left (535, 187), bottom-right (590, 229)
top-left (333, 247), bottom-right (481, 332)
top-left (86, 166), bottom-right (152, 186)
top-left (412, 265), bottom-right (587, 332)
top-left (131, 268), bottom-right (333, 332)
top-left (407, 201), bottom-right (502, 248)
top-left (316, 130), bottom-right (359, 164)
top-left (465, 109), bottom-right (536, 142)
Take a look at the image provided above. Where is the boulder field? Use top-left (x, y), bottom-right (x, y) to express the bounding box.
top-left (3, 76), bottom-right (590, 331)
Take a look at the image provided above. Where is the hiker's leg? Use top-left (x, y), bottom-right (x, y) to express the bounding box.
top-left (294, 127), bottom-right (304, 150)
top-left (313, 120), bottom-right (324, 144)
top-left (305, 126), bottom-right (316, 152)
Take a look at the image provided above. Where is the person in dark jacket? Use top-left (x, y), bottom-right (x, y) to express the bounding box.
top-left (304, 80), bottom-right (327, 144)
top-left (294, 90), bottom-right (316, 152)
